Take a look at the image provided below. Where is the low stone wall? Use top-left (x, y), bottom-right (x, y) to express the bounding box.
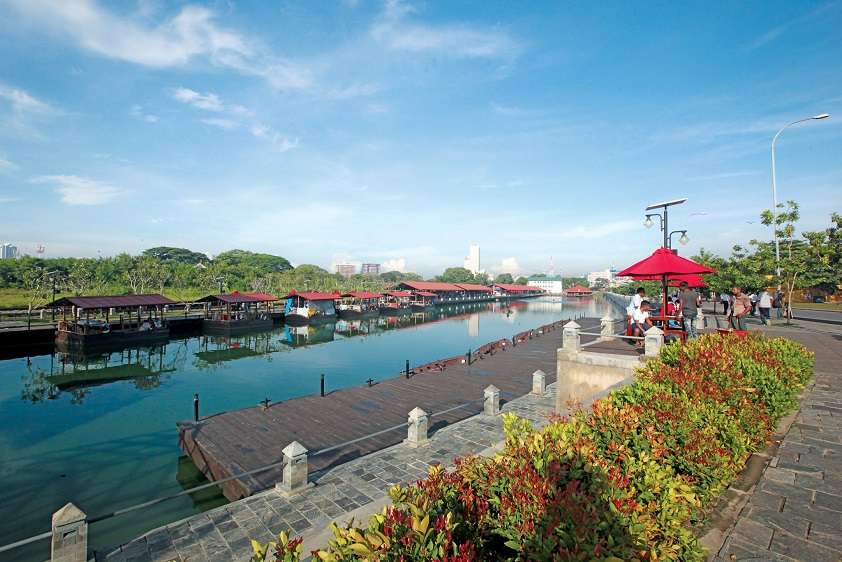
top-left (555, 347), bottom-right (640, 411)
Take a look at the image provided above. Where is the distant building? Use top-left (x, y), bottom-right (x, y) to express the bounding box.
top-left (336, 264), bottom-right (356, 278)
top-left (464, 244), bottom-right (481, 274)
top-left (361, 263), bottom-right (380, 276)
top-left (586, 266), bottom-right (628, 287)
top-left (528, 274), bottom-right (564, 294)
top-left (0, 243), bottom-right (18, 259)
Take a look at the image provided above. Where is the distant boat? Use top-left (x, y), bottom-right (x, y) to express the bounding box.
top-left (283, 291), bottom-right (340, 325)
top-left (565, 285), bottom-right (593, 297)
top-left (337, 291), bottom-right (382, 319)
top-left (196, 292), bottom-right (276, 335)
top-left (379, 290), bottom-right (412, 315)
top-left (410, 291), bottom-right (437, 310)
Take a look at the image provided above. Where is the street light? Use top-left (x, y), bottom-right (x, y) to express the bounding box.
top-left (668, 230), bottom-right (689, 247)
top-left (644, 198), bottom-right (687, 248)
top-left (770, 113), bottom-right (830, 275)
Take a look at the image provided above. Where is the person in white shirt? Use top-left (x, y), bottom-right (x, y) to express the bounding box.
top-left (631, 300), bottom-right (653, 345)
top-left (758, 290), bottom-right (772, 325)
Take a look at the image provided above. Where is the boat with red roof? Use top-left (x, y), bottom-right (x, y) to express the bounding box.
top-left (283, 290), bottom-right (340, 325)
top-left (337, 291), bottom-right (382, 319)
top-left (379, 290), bottom-right (412, 315)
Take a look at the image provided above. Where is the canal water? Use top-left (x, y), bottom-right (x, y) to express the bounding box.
top-left (0, 297), bottom-right (609, 560)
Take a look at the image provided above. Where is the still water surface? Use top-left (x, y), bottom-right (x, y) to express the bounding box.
top-left (0, 297), bottom-right (608, 560)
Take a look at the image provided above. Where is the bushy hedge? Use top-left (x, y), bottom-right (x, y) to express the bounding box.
top-left (251, 333), bottom-right (813, 562)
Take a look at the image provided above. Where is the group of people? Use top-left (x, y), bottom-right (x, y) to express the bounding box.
top-left (717, 287), bottom-right (783, 327)
top-left (626, 282), bottom-right (702, 346)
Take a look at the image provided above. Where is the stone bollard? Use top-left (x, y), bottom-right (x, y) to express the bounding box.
top-left (405, 407), bottom-right (429, 448)
top-left (563, 321), bottom-right (581, 352)
top-left (484, 385), bottom-right (500, 416)
top-left (600, 315), bottom-right (615, 338)
top-left (532, 370), bottom-right (546, 395)
top-left (276, 441), bottom-right (310, 495)
top-left (644, 326), bottom-right (664, 357)
top-left (51, 502), bottom-right (87, 562)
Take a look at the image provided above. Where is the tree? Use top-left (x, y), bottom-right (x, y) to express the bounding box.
top-left (215, 250), bottom-right (292, 273)
top-left (436, 267), bottom-right (476, 283)
top-left (515, 276), bottom-right (528, 285)
top-left (592, 278), bottom-right (610, 291)
top-left (143, 247), bottom-right (209, 265)
top-left (22, 266), bottom-right (52, 326)
top-left (494, 273), bottom-right (514, 284)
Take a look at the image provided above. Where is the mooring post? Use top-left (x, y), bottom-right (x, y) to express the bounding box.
top-left (405, 407), bottom-right (429, 448)
top-left (512, 335), bottom-right (516, 347)
top-left (563, 320), bottom-right (581, 352)
top-left (276, 441), bottom-right (309, 495)
top-left (51, 502), bottom-right (87, 562)
top-left (320, 374), bottom-right (325, 397)
top-left (644, 326), bottom-right (664, 358)
top-left (466, 348), bottom-right (472, 365)
top-left (193, 393), bottom-right (199, 422)
top-left (483, 385), bottom-right (500, 416)
top-left (405, 359), bottom-right (410, 379)
top-left (532, 369), bottom-right (546, 395)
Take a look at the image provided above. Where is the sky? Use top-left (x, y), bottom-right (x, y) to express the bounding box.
top-left (0, 0), bottom-right (841, 277)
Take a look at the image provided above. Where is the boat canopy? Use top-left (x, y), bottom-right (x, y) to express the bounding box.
top-left (45, 294), bottom-right (176, 310)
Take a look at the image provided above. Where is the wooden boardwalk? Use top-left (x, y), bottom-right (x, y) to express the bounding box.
top-left (179, 317), bottom-right (638, 500)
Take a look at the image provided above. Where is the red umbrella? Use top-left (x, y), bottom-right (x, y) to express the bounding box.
top-left (632, 273), bottom-right (708, 288)
top-left (618, 248), bottom-right (715, 315)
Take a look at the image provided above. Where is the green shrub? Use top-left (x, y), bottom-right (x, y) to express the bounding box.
top-left (250, 333), bottom-right (813, 561)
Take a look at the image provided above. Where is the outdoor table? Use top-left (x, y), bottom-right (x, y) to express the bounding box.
top-left (650, 315), bottom-right (687, 342)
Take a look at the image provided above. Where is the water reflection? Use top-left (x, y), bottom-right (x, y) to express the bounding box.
top-left (194, 332), bottom-right (284, 369)
top-left (21, 343), bottom-right (188, 404)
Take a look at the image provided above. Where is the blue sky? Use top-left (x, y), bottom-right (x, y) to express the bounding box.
top-left (0, 0), bottom-right (840, 276)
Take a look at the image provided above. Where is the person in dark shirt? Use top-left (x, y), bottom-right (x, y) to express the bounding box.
top-left (677, 282), bottom-right (700, 339)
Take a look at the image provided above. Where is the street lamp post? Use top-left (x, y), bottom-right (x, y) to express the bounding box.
top-left (644, 198), bottom-right (688, 249)
top-left (770, 113), bottom-right (830, 275)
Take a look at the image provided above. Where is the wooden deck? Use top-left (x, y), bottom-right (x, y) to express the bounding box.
top-left (179, 317), bottom-right (640, 500)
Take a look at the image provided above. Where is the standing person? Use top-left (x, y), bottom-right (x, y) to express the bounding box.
top-left (720, 292), bottom-right (730, 316)
top-left (678, 282), bottom-right (700, 339)
top-left (749, 292), bottom-right (758, 316)
top-left (758, 289), bottom-right (772, 325)
top-left (729, 286), bottom-right (752, 331)
top-left (773, 287), bottom-right (784, 319)
top-left (631, 287), bottom-right (645, 313)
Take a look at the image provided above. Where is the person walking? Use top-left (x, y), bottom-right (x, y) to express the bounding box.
top-left (720, 292), bottom-right (730, 316)
top-left (678, 281), bottom-right (700, 339)
top-left (758, 289), bottom-right (772, 325)
top-left (729, 286), bottom-right (751, 331)
top-left (773, 288), bottom-right (784, 319)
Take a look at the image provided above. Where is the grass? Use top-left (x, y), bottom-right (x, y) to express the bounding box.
top-left (791, 301), bottom-right (842, 311)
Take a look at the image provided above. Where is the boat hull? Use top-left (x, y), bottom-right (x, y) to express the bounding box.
top-left (337, 309), bottom-right (379, 320)
top-left (202, 318), bottom-right (273, 336)
top-left (379, 305), bottom-right (411, 316)
top-left (284, 313), bottom-right (337, 326)
top-left (56, 327), bottom-right (170, 352)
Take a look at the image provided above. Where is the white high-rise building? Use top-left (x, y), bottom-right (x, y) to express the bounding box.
top-left (0, 243), bottom-right (18, 259)
top-left (464, 244), bottom-right (481, 274)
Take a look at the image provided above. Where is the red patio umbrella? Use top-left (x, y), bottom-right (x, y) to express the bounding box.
top-left (632, 273), bottom-right (708, 288)
top-left (618, 248), bottom-right (715, 315)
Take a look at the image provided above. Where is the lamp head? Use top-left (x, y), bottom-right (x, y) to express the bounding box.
top-left (813, 113), bottom-right (830, 120)
top-left (679, 232), bottom-right (689, 245)
top-left (644, 216), bottom-right (654, 229)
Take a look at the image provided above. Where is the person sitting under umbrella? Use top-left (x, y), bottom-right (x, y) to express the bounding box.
top-left (631, 300), bottom-right (654, 345)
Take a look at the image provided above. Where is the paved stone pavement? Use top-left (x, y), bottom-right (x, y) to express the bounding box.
top-left (104, 380), bottom-right (576, 562)
top-left (713, 323), bottom-right (842, 562)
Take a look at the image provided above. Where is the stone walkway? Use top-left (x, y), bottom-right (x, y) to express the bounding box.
top-left (104, 379), bottom-right (595, 562)
top-left (712, 322), bottom-right (842, 562)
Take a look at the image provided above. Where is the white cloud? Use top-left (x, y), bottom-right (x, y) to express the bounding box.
top-left (0, 83), bottom-right (57, 137)
top-left (172, 87), bottom-right (224, 111)
top-left (130, 104), bottom-right (159, 123)
top-left (0, 156), bottom-right (17, 172)
top-left (371, 1), bottom-right (520, 59)
top-left (381, 258), bottom-right (406, 272)
top-left (493, 257), bottom-right (521, 275)
top-left (250, 124), bottom-right (299, 152)
top-left (201, 117), bottom-right (239, 130)
top-left (31, 175), bottom-right (122, 205)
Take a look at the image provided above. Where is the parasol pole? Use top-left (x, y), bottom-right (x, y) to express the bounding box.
top-left (662, 274), bottom-right (668, 317)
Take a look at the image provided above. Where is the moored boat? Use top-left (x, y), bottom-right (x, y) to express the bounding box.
top-left (283, 291), bottom-right (340, 325)
top-left (196, 292), bottom-right (276, 335)
top-left (379, 290), bottom-right (412, 315)
top-left (410, 291), bottom-right (437, 310)
top-left (337, 291), bottom-right (382, 319)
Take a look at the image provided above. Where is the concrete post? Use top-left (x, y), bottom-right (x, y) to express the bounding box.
top-left (484, 385), bottom-right (500, 416)
top-left (600, 315), bottom-right (615, 338)
top-left (277, 441), bottom-right (309, 495)
top-left (532, 370), bottom-right (546, 395)
top-left (644, 326), bottom-right (664, 358)
top-left (563, 320), bottom-right (581, 352)
top-left (51, 503), bottom-right (87, 562)
top-left (405, 407), bottom-right (429, 448)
